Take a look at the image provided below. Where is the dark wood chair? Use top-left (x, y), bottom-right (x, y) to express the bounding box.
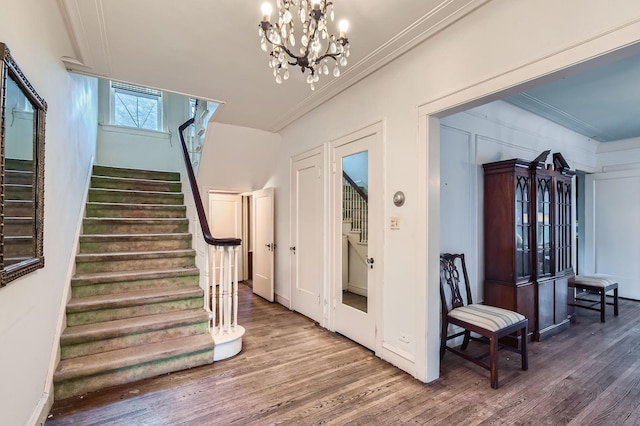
top-left (570, 275), bottom-right (619, 322)
top-left (440, 253), bottom-right (528, 389)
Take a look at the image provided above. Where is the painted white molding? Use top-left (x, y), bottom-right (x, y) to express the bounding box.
top-left (382, 341), bottom-right (416, 375)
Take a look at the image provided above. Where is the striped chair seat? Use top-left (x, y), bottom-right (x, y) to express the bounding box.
top-left (449, 304), bottom-right (526, 332)
top-left (571, 275), bottom-right (619, 322)
top-left (575, 275), bottom-right (616, 288)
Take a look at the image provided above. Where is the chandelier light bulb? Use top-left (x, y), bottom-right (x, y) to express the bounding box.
top-left (338, 20), bottom-right (349, 38)
top-left (261, 2), bottom-right (273, 21)
top-left (311, 0), bottom-right (321, 10)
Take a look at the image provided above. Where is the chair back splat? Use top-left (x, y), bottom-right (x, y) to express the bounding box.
top-left (439, 253), bottom-right (528, 389)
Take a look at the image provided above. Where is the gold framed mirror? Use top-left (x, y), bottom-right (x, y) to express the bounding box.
top-left (1, 42), bottom-right (46, 286)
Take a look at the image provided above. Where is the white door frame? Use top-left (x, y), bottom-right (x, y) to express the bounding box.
top-left (329, 121), bottom-right (384, 355)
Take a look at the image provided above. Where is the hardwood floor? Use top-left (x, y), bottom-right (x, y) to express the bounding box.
top-left (47, 284), bottom-right (640, 425)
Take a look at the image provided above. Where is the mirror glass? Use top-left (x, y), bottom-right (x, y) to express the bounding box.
top-left (1, 42), bottom-right (46, 286)
top-left (340, 151), bottom-right (368, 313)
top-left (4, 74), bottom-right (36, 267)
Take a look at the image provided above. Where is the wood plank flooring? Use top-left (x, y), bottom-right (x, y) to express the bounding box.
top-left (47, 284), bottom-right (640, 425)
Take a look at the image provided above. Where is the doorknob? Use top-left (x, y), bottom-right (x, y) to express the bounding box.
top-left (367, 257), bottom-right (374, 269)
top-left (265, 243), bottom-right (276, 251)
top-left (290, 246), bottom-right (296, 254)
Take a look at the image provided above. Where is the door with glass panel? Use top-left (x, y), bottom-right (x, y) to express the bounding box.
top-left (331, 125), bottom-right (381, 351)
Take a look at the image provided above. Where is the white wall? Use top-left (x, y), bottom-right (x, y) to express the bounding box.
top-left (96, 80), bottom-right (189, 172)
top-left (198, 122), bottom-right (281, 196)
top-left (0, 1), bottom-right (98, 424)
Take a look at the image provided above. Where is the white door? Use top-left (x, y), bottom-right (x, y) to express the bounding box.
top-left (331, 124), bottom-right (381, 351)
top-left (253, 188), bottom-right (275, 301)
top-left (290, 148), bottom-right (324, 324)
top-left (209, 192), bottom-right (243, 281)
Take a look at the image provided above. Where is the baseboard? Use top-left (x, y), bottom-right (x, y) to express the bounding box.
top-left (275, 293), bottom-right (290, 308)
top-left (381, 342), bottom-right (416, 377)
top-left (27, 391), bottom-right (53, 426)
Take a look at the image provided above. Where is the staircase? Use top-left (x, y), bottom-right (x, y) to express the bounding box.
top-left (4, 158), bottom-right (35, 266)
top-left (53, 165), bottom-right (214, 400)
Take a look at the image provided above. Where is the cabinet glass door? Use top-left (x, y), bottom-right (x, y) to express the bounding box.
top-left (555, 180), bottom-right (572, 273)
top-left (537, 177), bottom-right (552, 276)
top-left (515, 175), bottom-right (531, 279)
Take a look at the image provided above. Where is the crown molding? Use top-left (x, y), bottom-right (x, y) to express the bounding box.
top-left (267, 0), bottom-right (489, 132)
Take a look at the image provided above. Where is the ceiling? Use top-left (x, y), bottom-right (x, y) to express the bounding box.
top-left (57, 0), bottom-right (486, 132)
top-left (57, 1), bottom-right (640, 140)
top-left (505, 52), bottom-right (640, 143)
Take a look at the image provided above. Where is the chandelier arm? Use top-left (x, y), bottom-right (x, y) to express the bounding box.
top-left (263, 27), bottom-right (304, 62)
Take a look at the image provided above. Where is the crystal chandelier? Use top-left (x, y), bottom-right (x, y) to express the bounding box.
top-left (259, 0), bottom-right (350, 91)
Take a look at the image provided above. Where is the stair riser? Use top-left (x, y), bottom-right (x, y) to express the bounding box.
top-left (91, 176), bottom-right (182, 193)
top-left (72, 274), bottom-right (199, 298)
top-left (66, 297), bottom-right (204, 326)
top-left (5, 171), bottom-right (33, 185)
top-left (54, 347), bottom-right (213, 400)
top-left (5, 186), bottom-right (33, 201)
top-left (88, 190), bottom-right (183, 205)
top-left (83, 221), bottom-right (188, 235)
top-left (5, 201), bottom-right (33, 217)
top-left (4, 220), bottom-right (34, 236)
top-left (80, 237), bottom-right (192, 254)
top-left (75, 255), bottom-right (195, 274)
top-left (93, 166), bottom-right (180, 182)
top-left (85, 204), bottom-right (187, 219)
top-left (61, 321), bottom-right (209, 360)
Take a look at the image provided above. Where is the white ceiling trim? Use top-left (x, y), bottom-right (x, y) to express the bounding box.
top-left (57, 0), bottom-right (93, 71)
top-left (506, 92), bottom-right (615, 141)
top-left (268, 0), bottom-right (489, 132)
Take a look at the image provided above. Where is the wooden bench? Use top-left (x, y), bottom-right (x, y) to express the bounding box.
top-left (570, 275), bottom-right (619, 322)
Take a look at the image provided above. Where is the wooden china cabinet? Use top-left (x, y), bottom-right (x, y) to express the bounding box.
top-left (483, 151), bottom-right (575, 341)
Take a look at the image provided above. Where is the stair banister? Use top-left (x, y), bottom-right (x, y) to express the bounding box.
top-left (178, 118), bottom-right (244, 360)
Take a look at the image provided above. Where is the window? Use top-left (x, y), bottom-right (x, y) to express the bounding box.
top-left (110, 81), bottom-right (163, 131)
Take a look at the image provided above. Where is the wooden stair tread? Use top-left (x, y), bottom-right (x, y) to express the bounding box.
top-left (92, 165), bottom-right (180, 181)
top-left (60, 309), bottom-right (209, 345)
top-left (75, 249), bottom-right (195, 262)
top-left (67, 286), bottom-right (203, 312)
top-left (83, 217), bottom-right (188, 223)
top-left (71, 267), bottom-right (199, 284)
top-left (86, 201), bottom-right (186, 208)
top-left (54, 334), bottom-right (213, 382)
top-left (91, 175), bottom-right (182, 185)
top-left (80, 233), bottom-right (191, 241)
top-left (89, 187), bottom-right (182, 196)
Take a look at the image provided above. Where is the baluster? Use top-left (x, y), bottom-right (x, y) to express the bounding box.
top-left (217, 246), bottom-right (224, 334)
top-left (225, 246), bottom-right (232, 334)
top-left (208, 245), bottom-right (215, 330)
top-left (233, 246), bottom-right (239, 331)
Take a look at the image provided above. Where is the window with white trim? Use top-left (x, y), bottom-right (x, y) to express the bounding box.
top-left (110, 81), bottom-right (163, 131)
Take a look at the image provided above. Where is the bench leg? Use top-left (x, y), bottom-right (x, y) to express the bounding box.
top-left (614, 288), bottom-right (619, 316)
top-left (600, 290), bottom-right (606, 323)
